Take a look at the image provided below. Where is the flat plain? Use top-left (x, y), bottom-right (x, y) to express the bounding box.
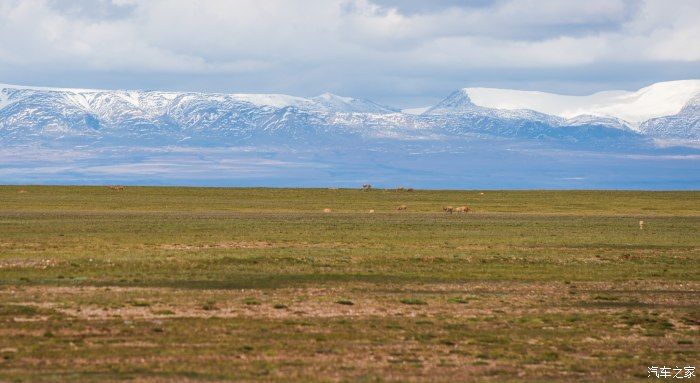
top-left (0, 186), bottom-right (698, 382)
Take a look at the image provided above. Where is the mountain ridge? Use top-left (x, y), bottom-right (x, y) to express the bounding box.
top-left (447, 80), bottom-right (700, 129)
top-left (0, 81), bottom-right (698, 189)
top-left (0, 80), bottom-right (698, 144)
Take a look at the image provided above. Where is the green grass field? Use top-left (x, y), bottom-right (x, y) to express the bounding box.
top-left (0, 186), bottom-right (698, 382)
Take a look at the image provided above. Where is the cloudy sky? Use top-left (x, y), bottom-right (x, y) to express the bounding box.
top-left (1, 0), bottom-right (699, 107)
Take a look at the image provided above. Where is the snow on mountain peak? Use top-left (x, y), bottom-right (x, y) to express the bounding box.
top-left (315, 92), bottom-right (351, 101)
top-left (0, 83), bottom-right (402, 114)
top-left (311, 93), bottom-right (397, 114)
top-left (1, 80), bottom-right (699, 142)
top-left (449, 80), bottom-right (700, 129)
top-left (227, 93), bottom-right (315, 109)
top-left (423, 89), bottom-right (479, 115)
top-left (0, 82), bottom-right (102, 94)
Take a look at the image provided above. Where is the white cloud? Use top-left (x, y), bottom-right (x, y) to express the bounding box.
top-left (0, 0), bottom-right (697, 103)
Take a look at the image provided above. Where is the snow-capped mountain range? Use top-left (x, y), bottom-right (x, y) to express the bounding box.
top-left (1, 80), bottom-right (698, 147)
top-left (444, 80), bottom-right (700, 128)
top-left (1, 80), bottom-right (698, 188)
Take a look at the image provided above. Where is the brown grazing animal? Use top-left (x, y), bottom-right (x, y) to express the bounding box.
top-left (396, 187), bottom-right (405, 192)
top-left (396, 205), bottom-right (407, 211)
top-left (323, 208), bottom-right (332, 213)
top-left (455, 206), bottom-right (470, 213)
top-left (369, 209), bottom-right (375, 213)
top-left (443, 206), bottom-right (454, 213)
top-left (406, 188), bottom-right (414, 192)
top-left (639, 220), bottom-right (644, 230)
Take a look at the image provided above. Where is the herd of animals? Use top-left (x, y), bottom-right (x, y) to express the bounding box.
top-left (441, 205), bottom-right (470, 213)
top-left (103, 184), bottom-right (473, 214)
top-left (8, 186), bottom-right (654, 232)
top-left (324, 184), bottom-right (472, 214)
top-left (322, 204), bottom-right (470, 213)
top-left (24, 186), bottom-right (650, 229)
top-left (102, 184), bottom-right (471, 213)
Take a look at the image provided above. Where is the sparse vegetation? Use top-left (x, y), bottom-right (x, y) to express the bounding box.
top-left (0, 186), bottom-right (697, 382)
top-left (244, 298), bottom-right (261, 306)
top-left (400, 298), bottom-right (428, 305)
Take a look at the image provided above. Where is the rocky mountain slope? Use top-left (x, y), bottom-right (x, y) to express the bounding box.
top-left (0, 80), bottom-right (698, 148)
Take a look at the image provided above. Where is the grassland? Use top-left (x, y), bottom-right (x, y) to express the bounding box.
top-left (0, 186), bottom-right (698, 382)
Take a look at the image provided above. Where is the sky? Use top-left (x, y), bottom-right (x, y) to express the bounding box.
top-left (0, 0), bottom-right (699, 108)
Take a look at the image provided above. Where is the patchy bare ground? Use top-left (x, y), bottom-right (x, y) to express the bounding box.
top-left (4, 281), bottom-right (698, 321)
top-left (159, 241), bottom-right (365, 250)
top-left (1, 281), bottom-right (697, 382)
top-left (1, 187), bottom-right (698, 382)
top-left (0, 258), bottom-right (59, 269)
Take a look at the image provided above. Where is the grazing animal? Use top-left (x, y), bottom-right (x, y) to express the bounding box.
top-left (369, 209), bottom-right (375, 213)
top-left (18, 189), bottom-right (27, 194)
top-left (479, 192), bottom-right (485, 196)
top-left (323, 208), bottom-right (332, 213)
top-left (107, 186), bottom-right (125, 191)
top-left (443, 206), bottom-right (454, 213)
top-left (362, 184), bottom-right (372, 190)
top-left (396, 187), bottom-right (405, 192)
top-left (396, 205), bottom-right (407, 211)
top-left (455, 206), bottom-right (470, 213)
top-left (639, 220), bottom-right (644, 230)
top-left (406, 188), bottom-right (414, 192)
